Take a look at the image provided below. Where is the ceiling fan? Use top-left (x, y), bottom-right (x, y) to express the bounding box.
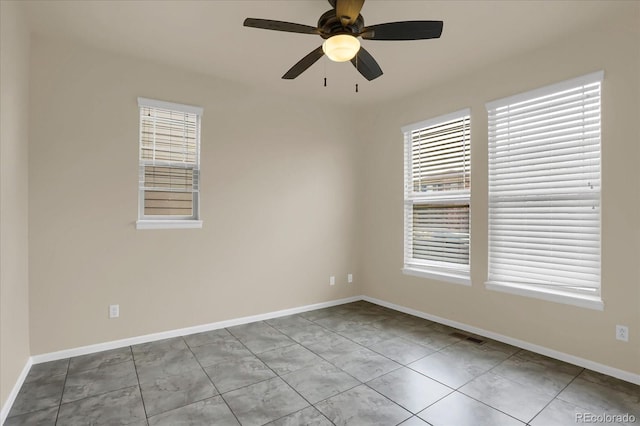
top-left (243, 0), bottom-right (443, 81)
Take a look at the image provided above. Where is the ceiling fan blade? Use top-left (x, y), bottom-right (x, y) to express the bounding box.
top-left (336, 0), bottom-right (365, 26)
top-left (243, 18), bottom-right (319, 35)
top-left (361, 21), bottom-right (443, 40)
top-left (351, 46), bottom-right (383, 81)
top-left (282, 46), bottom-right (325, 79)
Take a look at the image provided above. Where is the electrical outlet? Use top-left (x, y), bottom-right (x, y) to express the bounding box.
top-left (329, 276), bottom-right (335, 286)
top-left (616, 325), bottom-right (628, 342)
top-left (347, 273), bottom-right (353, 283)
top-left (109, 304), bottom-right (120, 319)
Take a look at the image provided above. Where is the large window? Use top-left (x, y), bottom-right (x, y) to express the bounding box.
top-left (486, 71), bottom-right (603, 309)
top-left (136, 98), bottom-right (203, 229)
top-left (402, 109), bottom-right (471, 285)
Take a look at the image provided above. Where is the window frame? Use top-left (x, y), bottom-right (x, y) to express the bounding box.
top-left (401, 109), bottom-right (472, 286)
top-left (485, 71), bottom-right (604, 310)
top-left (136, 97), bottom-right (203, 230)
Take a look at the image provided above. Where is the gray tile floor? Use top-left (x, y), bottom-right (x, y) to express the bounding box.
top-left (6, 301), bottom-right (640, 425)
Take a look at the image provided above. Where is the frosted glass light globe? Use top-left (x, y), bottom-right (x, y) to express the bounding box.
top-left (322, 35), bottom-right (361, 62)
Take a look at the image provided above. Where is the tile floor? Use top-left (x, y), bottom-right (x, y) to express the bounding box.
top-left (6, 301), bottom-right (640, 425)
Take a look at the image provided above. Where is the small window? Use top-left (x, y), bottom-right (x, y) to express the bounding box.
top-left (136, 98), bottom-right (203, 230)
top-left (402, 109), bottom-right (471, 285)
top-left (485, 71), bottom-right (603, 309)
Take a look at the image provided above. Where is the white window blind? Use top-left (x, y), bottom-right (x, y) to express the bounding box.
top-left (486, 71), bottom-right (603, 308)
top-left (402, 109), bottom-right (471, 283)
top-left (137, 98), bottom-right (203, 227)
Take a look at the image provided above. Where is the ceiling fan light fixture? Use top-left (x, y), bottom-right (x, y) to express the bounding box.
top-left (322, 34), bottom-right (360, 62)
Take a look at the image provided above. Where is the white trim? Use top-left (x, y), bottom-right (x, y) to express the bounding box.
top-left (405, 193), bottom-right (470, 204)
top-left (402, 267), bottom-right (471, 286)
top-left (0, 357), bottom-right (33, 425)
top-left (485, 72), bottom-right (602, 304)
top-left (5, 292), bottom-right (637, 423)
top-left (137, 97), bottom-right (203, 115)
top-left (485, 70), bottom-right (604, 110)
top-left (362, 296), bottom-right (638, 385)
top-left (401, 108), bottom-right (471, 134)
top-left (137, 101), bottom-right (202, 223)
top-left (136, 220), bottom-right (203, 230)
top-left (30, 296), bottom-right (361, 364)
top-left (486, 281), bottom-right (604, 311)
top-left (400, 108), bottom-right (471, 134)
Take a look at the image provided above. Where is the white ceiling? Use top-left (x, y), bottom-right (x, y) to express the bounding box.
top-left (23, 0), bottom-right (627, 105)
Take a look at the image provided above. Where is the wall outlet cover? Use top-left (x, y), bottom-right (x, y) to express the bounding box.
top-left (109, 304), bottom-right (120, 319)
top-left (616, 325), bottom-right (629, 342)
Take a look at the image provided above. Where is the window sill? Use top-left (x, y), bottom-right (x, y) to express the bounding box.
top-left (402, 267), bottom-right (471, 286)
top-left (485, 281), bottom-right (603, 311)
top-left (136, 220), bottom-right (203, 230)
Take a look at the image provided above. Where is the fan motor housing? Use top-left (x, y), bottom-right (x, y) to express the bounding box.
top-left (318, 9), bottom-right (364, 38)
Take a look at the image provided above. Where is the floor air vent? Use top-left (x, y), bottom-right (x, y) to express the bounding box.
top-left (466, 336), bottom-right (486, 345)
top-left (449, 331), bottom-right (486, 345)
top-left (450, 332), bottom-right (470, 339)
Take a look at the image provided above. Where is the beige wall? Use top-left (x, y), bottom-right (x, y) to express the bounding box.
top-left (7, 3), bottom-right (638, 398)
top-left (28, 38), bottom-right (362, 354)
top-left (358, 7), bottom-right (640, 374)
top-left (0, 0), bottom-right (31, 409)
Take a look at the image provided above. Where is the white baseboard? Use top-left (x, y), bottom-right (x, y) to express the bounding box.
top-left (1, 356), bottom-right (32, 425)
top-left (31, 295), bottom-right (362, 364)
top-left (2, 296), bottom-right (361, 424)
top-left (363, 295), bottom-right (640, 386)
top-left (4, 293), bottom-right (638, 424)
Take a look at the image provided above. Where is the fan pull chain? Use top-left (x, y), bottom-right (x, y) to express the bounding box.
top-left (323, 56), bottom-right (327, 87)
top-left (355, 54), bottom-right (359, 93)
